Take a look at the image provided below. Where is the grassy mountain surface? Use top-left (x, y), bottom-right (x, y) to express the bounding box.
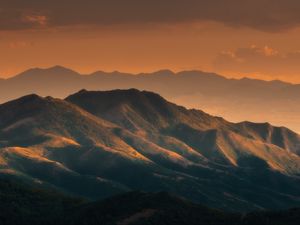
top-left (0, 89), bottom-right (300, 211)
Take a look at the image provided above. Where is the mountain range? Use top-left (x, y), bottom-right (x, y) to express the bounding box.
top-left (1, 66), bottom-right (300, 133)
top-left (0, 89), bottom-right (300, 211)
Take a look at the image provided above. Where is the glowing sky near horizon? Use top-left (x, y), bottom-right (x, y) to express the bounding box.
top-left (2, 0), bottom-right (300, 82)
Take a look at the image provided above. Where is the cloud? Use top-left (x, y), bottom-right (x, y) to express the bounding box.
top-left (22, 14), bottom-right (48, 27)
top-left (1, 0), bottom-right (300, 32)
top-left (213, 45), bottom-right (300, 77)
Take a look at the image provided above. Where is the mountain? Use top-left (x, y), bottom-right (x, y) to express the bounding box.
top-left (0, 179), bottom-right (299, 225)
top-left (0, 178), bottom-right (83, 225)
top-left (1, 89), bottom-right (300, 211)
top-left (66, 89), bottom-right (300, 172)
top-left (0, 66), bottom-right (82, 103)
top-left (2, 66), bottom-right (300, 133)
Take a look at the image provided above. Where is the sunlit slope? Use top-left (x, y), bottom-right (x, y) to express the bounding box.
top-left (67, 89), bottom-right (300, 174)
top-left (0, 94), bottom-right (229, 207)
top-left (0, 90), bottom-right (300, 210)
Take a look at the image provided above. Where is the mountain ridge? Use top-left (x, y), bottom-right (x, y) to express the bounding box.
top-left (1, 65), bottom-right (300, 133)
top-left (66, 89), bottom-right (300, 171)
top-left (1, 89), bottom-right (300, 211)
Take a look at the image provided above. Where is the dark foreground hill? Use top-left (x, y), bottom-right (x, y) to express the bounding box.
top-left (58, 192), bottom-right (300, 225)
top-left (0, 178), bottom-right (83, 225)
top-left (0, 89), bottom-right (300, 211)
top-left (0, 178), bottom-right (299, 225)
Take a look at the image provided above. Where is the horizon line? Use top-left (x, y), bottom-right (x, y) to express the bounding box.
top-left (0, 65), bottom-right (295, 85)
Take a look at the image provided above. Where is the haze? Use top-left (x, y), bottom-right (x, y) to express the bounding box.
top-left (2, 0), bottom-right (300, 82)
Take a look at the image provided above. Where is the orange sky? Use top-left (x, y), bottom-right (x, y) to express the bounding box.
top-left (2, 1), bottom-right (300, 83)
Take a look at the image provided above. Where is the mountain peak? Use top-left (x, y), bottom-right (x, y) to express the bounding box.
top-left (153, 69), bottom-right (175, 75)
top-left (138, 69), bottom-right (175, 77)
top-left (0, 93), bottom-right (44, 107)
top-left (11, 65), bottom-right (80, 80)
top-left (44, 65), bottom-right (79, 73)
top-left (68, 88), bottom-right (162, 100)
top-left (66, 88), bottom-right (183, 132)
top-left (66, 88), bottom-right (171, 114)
top-left (49, 65), bottom-right (69, 70)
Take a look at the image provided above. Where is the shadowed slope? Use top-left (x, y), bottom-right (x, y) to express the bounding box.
top-left (66, 89), bottom-right (300, 173)
top-left (57, 191), bottom-right (300, 225)
top-left (0, 94), bottom-right (230, 208)
top-left (0, 178), bottom-right (84, 225)
top-left (1, 179), bottom-right (299, 225)
top-left (0, 90), bottom-right (300, 211)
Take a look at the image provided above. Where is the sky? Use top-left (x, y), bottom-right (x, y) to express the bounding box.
top-left (2, 0), bottom-right (300, 82)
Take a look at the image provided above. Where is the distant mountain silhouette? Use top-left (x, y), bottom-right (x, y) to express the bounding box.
top-left (1, 66), bottom-right (300, 132)
top-left (1, 89), bottom-right (300, 211)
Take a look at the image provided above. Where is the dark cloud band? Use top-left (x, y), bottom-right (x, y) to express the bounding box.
top-left (1, 0), bottom-right (300, 31)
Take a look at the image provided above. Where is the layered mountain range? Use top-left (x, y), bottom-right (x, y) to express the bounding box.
top-left (1, 66), bottom-right (300, 132)
top-left (0, 89), bottom-right (300, 211)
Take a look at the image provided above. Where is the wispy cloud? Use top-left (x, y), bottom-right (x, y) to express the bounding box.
top-left (213, 45), bottom-right (300, 78)
top-left (22, 14), bottom-right (48, 27)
